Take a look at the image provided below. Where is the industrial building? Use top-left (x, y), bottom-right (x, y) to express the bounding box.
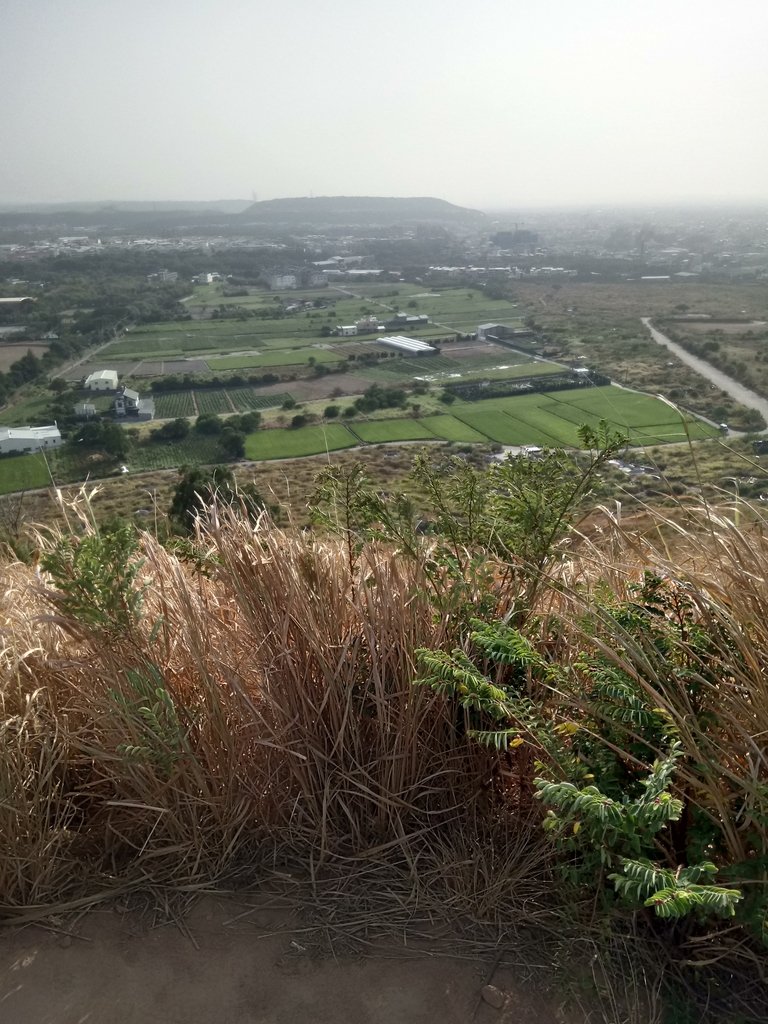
top-left (85, 369), bottom-right (119, 391)
top-left (377, 336), bottom-right (436, 355)
top-left (0, 425), bottom-right (62, 455)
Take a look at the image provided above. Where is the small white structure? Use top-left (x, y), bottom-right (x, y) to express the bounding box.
top-left (378, 336), bottom-right (436, 354)
top-left (85, 369), bottom-right (118, 391)
top-left (0, 425), bottom-right (62, 455)
top-left (336, 325), bottom-right (358, 337)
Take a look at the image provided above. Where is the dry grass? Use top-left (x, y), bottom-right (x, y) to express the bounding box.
top-left (3, 491), bottom-right (768, 1018)
top-left (0, 509), bottom-right (530, 920)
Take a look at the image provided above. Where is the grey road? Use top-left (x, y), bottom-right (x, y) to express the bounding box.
top-left (641, 317), bottom-right (768, 429)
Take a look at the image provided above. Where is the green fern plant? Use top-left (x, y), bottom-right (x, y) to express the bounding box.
top-left (534, 747), bottom-right (742, 919)
top-left (612, 859), bottom-right (741, 919)
top-left (41, 522), bottom-right (146, 632)
top-left (416, 617), bottom-right (743, 924)
top-left (110, 665), bottom-right (192, 775)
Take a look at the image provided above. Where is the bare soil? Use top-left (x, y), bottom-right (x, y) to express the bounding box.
top-left (271, 375), bottom-right (373, 401)
top-left (0, 343), bottom-right (49, 372)
top-left (0, 897), bottom-right (570, 1024)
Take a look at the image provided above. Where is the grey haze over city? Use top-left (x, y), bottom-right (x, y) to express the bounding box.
top-left (2, 0), bottom-right (767, 210)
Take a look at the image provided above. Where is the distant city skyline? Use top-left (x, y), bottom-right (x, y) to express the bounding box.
top-left (2, 0), bottom-right (767, 208)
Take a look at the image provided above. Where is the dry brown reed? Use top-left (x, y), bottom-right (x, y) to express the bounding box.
top-left (2, 496), bottom-right (768, 1019)
top-left (0, 510), bottom-right (542, 925)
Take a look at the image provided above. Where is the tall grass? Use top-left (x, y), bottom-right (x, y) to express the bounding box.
top-left (2, 495), bottom-right (768, 1017)
top-left (1, 511), bottom-right (530, 917)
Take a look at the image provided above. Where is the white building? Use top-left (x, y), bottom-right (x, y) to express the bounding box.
top-left (336, 325), bottom-right (358, 337)
top-left (114, 387), bottom-right (140, 416)
top-left (0, 425), bottom-right (62, 455)
top-left (356, 316), bottom-right (379, 333)
top-left (115, 386), bottom-right (154, 420)
top-left (267, 274), bottom-right (297, 290)
top-left (85, 369), bottom-right (118, 391)
top-left (378, 336), bottom-right (436, 354)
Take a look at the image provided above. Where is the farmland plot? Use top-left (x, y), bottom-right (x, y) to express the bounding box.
top-left (351, 420), bottom-right (439, 444)
top-left (228, 389), bottom-right (293, 412)
top-left (153, 391), bottom-right (196, 418)
top-left (194, 389), bottom-right (233, 415)
top-left (245, 424), bottom-right (357, 460)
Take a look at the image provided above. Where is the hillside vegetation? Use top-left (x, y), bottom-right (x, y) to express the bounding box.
top-left (2, 441), bottom-right (768, 1021)
top-left (240, 195), bottom-right (486, 226)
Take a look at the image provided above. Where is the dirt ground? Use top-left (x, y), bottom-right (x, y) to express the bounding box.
top-left (0, 343), bottom-right (49, 372)
top-left (0, 897), bottom-right (571, 1024)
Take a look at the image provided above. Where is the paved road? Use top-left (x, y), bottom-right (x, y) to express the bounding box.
top-left (641, 317), bottom-right (768, 429)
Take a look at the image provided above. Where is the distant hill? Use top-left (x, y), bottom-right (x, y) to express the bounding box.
top-left (0, 200), bottom-right (252, 215)
top-left (240, 196), bottom-right (486, 228)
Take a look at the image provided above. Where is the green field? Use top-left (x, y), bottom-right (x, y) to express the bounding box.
top-left (102, 285), bottom-right (525, 365)
top-left (244, 424), bottom-right (357, 460)
top-left (0, 383), bottom-right (719, 494)
top-left (0, 453), bottom-right (51, 494)
top-left (351, 420), bottom-right (438, 444)
top-left (207, 348), bottom-right (340, 370)
top-left (239, 385), bottom-right (717, 461)
top-left (454, 409), bottom-right (564, 446)
top-left (540, 388), bottom-right (716, 442)
top-left (419, 415), bottom-right (489, 442)
top-left (358, 355), bottom-right (561, 384)
top-left (447, 387), bottom-right (717, 447)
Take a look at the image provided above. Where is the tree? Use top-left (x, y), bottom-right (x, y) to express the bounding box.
top-left (74, 420), bottom-right (128, 460)
top-left (324, 405), bottom-right (340, 418)
top-left (151, 417), bottom-right (190, 441)
top-left (218, 428), bottom-right (246, 459)
top-left (238, 411), bottom-right (261, 432)
top-left (168, 466), bottom-right (264, 533)
top-left (291, 414), bottom-right (307, 429)
top-left (195, 413), bottom-right (223, 435)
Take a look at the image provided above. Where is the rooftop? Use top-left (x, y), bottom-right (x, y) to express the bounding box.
top-left (85, 369), bottom-right (118, 381)
top-left (378, 336), bottom-right (436, 354)
top-left (0, 425), bottom-right (61, 441)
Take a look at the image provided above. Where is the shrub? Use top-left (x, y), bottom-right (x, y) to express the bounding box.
top-left (195, 413), bottom-right (223, 435)
top-left (151, 417), bottom-right (190, 441)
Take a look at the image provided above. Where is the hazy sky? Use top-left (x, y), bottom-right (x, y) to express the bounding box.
top-left (2, 0), bottom-right (767, 208)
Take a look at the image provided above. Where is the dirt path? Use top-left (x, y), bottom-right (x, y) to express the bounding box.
top-left (0, 898), bottom-right (568, 1024)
